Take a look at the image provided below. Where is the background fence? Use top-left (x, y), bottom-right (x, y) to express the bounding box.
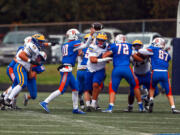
top-left (0, 18), bottom-right (177, 40)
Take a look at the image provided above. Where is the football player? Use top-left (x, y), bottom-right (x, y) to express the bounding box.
top-left (40, 28), bottom-right (95, 114)
top-left (4, 34), bottom-right (46, 106)
top-left (102, 34), bottom-right (144, 113)
top-left (76, 33), bottom-right (93, 110)
top-left (124, 40), bottom-right (159, 112)
top-left (84, 32), bottom-right (112, 111)
top-left (138, 37), bottom-right (180, 114)
top-left (23, 51), bottom-right (47, 106)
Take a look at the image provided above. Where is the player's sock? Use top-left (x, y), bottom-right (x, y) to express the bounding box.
top-left (4, 86), bottom-right (13, 100)
top-left (44, 90), bottom-right (61, 103)
top-left (128, 104), bottom-right (133, 107)
top-left (149, 97), bottom-right (154, 101)
top-left (72, 91), bottom-right (78, 110)
top-left (91, 100), bottom-right (96, 108)
top-left (138, 102), bottom-right (144, 111)
top-left (8, 85), bottom-right (22, 100)
top-left (86, 101), bottom-right (91, 107)
top-left (171, 105), bottom-right (175, 109)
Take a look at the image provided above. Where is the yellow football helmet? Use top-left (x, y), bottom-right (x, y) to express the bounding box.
top-left (31, 34), bottom-right (45, 48)
top-left (96, 32), bottom-right (107, 48)
top-left (32, 34), bottom-right (45, 42)
top-left (84, 33), bottom-right (90, 39)
top-left (83, 33), bottom-right (94, 43)
top-left (96, 32), bottom-right (108, 41)
top-left (132, 40), bottom-right (143, 45)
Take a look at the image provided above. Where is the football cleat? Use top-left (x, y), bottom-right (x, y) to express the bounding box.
top-left (80, 100), bottom-right (85, 110)
top-left (102, 104), bottom-right (113, 113)
top-left (0, 94), bottom-right (4, 104)
top-left (96, 105), bottom-right (101, 110)
top-left (23, 93), bottom-right (28, 106)
top-left (123, 106), bottom-right (133, 112)
top-left (72, 109), bottom-right (86, 114)
top-left (148, 100), bottom-right (154, 113)
top-left (4, 98), bottom-right (12, 107)
top-left (138, 103), bottom-right (145, 112)
top-left (172, 108), bottom-right (180, 114)
top-left (85, 106), bottom-right (92, 112)
top-left (0, 105), bottom-right (6, 110)
top-left (143, 97), bottom-right (149, 111)
top-left (40, 101), bottom-right (50, 113)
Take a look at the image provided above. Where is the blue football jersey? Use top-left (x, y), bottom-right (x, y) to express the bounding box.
top-left (148, 46), bottom-right (171, 70)
top-left (80, 47), bottom-right (88, 66)
top-left (109, 43), bottom-right (133, 67)
top-left (61, 40), bottom-right (81, 66)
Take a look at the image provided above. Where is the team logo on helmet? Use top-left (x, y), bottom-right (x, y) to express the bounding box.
top-left (96, 32), bottom-right (107, 48)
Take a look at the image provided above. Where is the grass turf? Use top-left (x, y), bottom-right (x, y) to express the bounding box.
top-left (0, 60), bottom-right (172, 86)
top-left (0, 92), bottom-right (180, 135)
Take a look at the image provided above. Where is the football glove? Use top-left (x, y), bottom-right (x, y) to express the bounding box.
top-left (57, 64), bottom-right (64, 71)
top-left (51, 41), bottom-right (58, 46)
top-left (30, 60), bottom-right (40, 66)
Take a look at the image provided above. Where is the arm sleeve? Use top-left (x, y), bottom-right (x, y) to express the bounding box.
top-left (97, 57), bottom-right (112, 63)
top-left (139, 48), bottom-right (154, 55)
top-left (73, 36), bottom-right (93, 51)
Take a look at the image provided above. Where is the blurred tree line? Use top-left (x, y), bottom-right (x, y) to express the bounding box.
top-left (0, 0), bottom-right (178, 24)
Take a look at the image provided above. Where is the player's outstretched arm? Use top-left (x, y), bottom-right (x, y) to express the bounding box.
top-left (139, 48), bottom-right (153, 55)
top-left (132, 53), bottom-right (144, 62)
top-left (102, 51), bottom-right (113, 58)
top-left (73, 28), bottom-right (96, 52)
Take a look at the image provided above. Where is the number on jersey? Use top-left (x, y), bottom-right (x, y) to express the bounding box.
top-left (159, 50), bottom-right (168, 61)
top-left (84, 49), bottom-right (90, 58)
top-left (62, 45), bottom-right (68, 56)
top-left (116, 44), bottom-right (129, 55)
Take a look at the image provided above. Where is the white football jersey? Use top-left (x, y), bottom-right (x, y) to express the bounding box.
top-left (77, 56), bottom-right (87, 70)
top-left (16, 42), bottom-right (40, 71)
top-left (87, 44), bottom-right (108, 72)
top-left (133, 51), bottom-right (151, 75)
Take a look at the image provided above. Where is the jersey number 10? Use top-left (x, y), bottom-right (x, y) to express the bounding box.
top-left (62, 45), bottom-right (68, 56)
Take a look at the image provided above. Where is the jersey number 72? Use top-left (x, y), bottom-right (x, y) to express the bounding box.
top-left (116, 44), bottom-right (129, 55)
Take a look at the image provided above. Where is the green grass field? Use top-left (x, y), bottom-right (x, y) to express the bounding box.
top-left (0, 92), bottom-right (180, 135)
top-left (0, 63), bottom-right (130, 86)
top-left (0, 60), bottom-right (172, 86)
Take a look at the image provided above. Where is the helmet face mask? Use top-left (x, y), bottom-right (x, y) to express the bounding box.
top-left (31, 34), bottom-right (45, 49)
top-left (96, 32), bottom-right (107, 48)
top-left (66, 28), bottom-right (80, 40)
top-left (96, 39), bottom-right (106, 48)
top-left (152, 38), bottom-right (165, 49)
top-left (132, 40), bottom-right (143, 50)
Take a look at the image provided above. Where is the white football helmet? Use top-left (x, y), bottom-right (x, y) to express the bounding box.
top-left (24, 36), bottom-right (32, 45)
top-left (152, 38), bottom-right (165, 49)
top-left (115, 34), bottom-right (126, 44)
top-left (39, 51), bottom-right (47, 61)
top-left (66, 28), bottom-right (80, 40)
